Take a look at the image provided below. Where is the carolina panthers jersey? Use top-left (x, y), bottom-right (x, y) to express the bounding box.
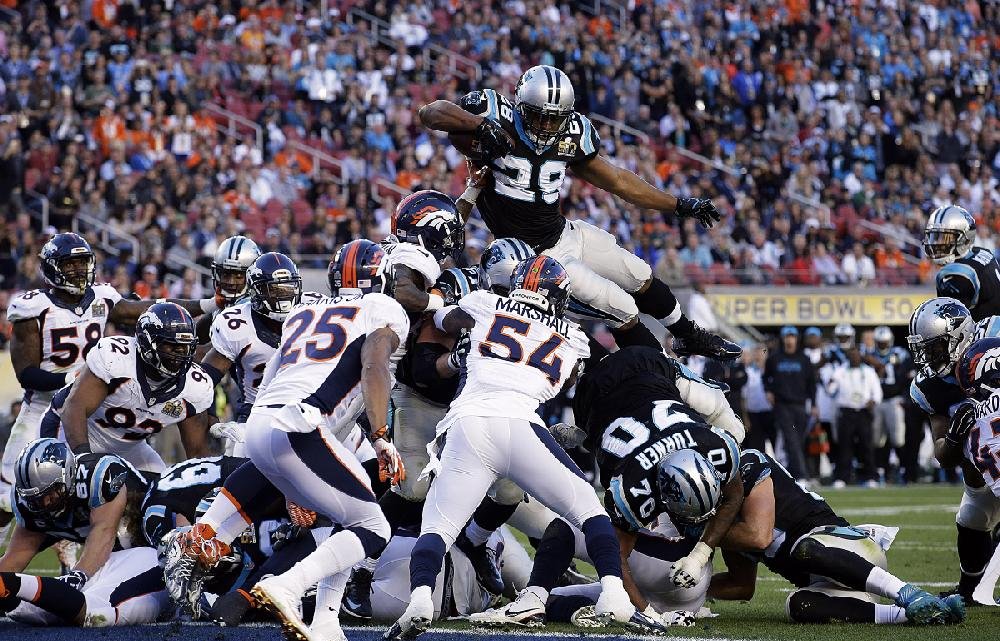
top-left (936, 247), bottom-right (1000, 321)
top-left (396, 315), bottom-right (461, 406)
top-left (868, 347), bottom-right (914, 399)
top-left (210, 293), bottom-right (325, 421)
top-left (12, 452), bottom-right (147, 547)
top-left (910, 315), bottom-right (1000, 415)
top-left (459, 89), bottom-right (601, 250)
top-left (737, 449), bottom-right (847, 584)
top-left (254, 293), bottom-right (410, 435)
top-left (41, 337), bottom-right (215, 460)
top-left (600, 399), bottom-right (741, 532)
top-left (438, 290), bottom-right (590, 432)
top-left (7, 284), bottom-right (122, 404)
top-left (140, 455), bottom-right (247, 545)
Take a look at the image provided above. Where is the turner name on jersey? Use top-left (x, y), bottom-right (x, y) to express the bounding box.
top-left (42, 337), bottom-right (214, 452)
top-left (440, 289), bottom-right (589, 432)
top-left (7, 284), bottom-right (122, 401)
top-left (459, 89), bottom-right (600, 249)
top-left (253, 292), bottom-right (409, 438)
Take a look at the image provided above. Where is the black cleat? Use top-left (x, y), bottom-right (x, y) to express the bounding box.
top-left (211, 589), bottom-right (255, 627)
top-left (671, 322), bottom-right (742, 360)
top-left (455, 531), bottom-right (505, 595)
top-left (341, 567), bottom-right (374, 620)
top-left (938, 586), bottom-right (980, 607)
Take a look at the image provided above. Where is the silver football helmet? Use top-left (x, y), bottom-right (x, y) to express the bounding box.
top-left (514, 65), bottom-right (575, 148)
top-left (656, 449), bottom-right (723, 525)
top-left (480, 238), bottom-right (535, 294)
top-left (213, 236), bottom-right (262, 303)
top-left (924, 205), bottom-right (976, 265)
top-left (833, 323), bottom-right (855, 348)
top-left (874, 325), bottom-right (894, 353)
top-left (907, 297), bottom-right (976, 377)
top-left (14, 438), bottom-right (76, 515)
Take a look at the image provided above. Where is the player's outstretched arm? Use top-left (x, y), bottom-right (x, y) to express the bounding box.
top-left (708, 548), bottom-right (759, 601)
top-left (699, 476), bottom-right (745, 550)
top-left (718, 477), bottom-right (775, 552)
top-left (418, 100), bottom-right (484, 133)
top-left (75, 489), bottom-right (126, 577)
top-left (110, 296), bottom-right (223, 325)
top-left (11, 320), bottom-right (68, 392)
top-left (178, 411), bottom-right (211, 460)
top-left (435, 308), bottom-right (475, 336)
top-left (614, 526), bottom-right (648, 611)
top-left (0, 525), bottom-right (46, 572)
top-left (61, 366), bottom-right (110, 454)
top-left (393, 265), bottom-right (434, 314)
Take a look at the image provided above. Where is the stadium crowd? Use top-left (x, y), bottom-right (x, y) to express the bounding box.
top-left (0, 0), bottom-right (997, 305)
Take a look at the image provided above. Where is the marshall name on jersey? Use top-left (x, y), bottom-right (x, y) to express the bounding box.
top-left (601, 399), bottom-right (740, 532)
top-left (254, 293), bottom-right (409, 439)
top-left (438, 290), bottom-right (590, 433)
top-left (211, 293), bottom-right (325, 421)
top-left (42, 336), bottom-right (214, 452)
top-left (910, 315), bottom-right (1000, 415)
top-left (936, 247), bottom-right (1000, 321)
top-left (7, 284), bottom-right (122, 404)
top-left (12, 452), bottom-right (147, 546)
top-left (459, 89), bottom-right (601, 250)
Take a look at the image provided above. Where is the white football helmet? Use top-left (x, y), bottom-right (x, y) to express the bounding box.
top-left (924, 205), bottom-right (976, 265)
top-left (907, 297), bottom-right (975, 377)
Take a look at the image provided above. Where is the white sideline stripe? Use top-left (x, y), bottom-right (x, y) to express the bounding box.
top-left (838, 504), bottom-right (957, 516)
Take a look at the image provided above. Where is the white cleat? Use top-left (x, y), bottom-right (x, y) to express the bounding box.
top-left (383, 587), bottom-right (434, 640)
top-left (310, 612), bottom-right (347, 641)
top-left (469, 588), bottom-right (546, 627)
top-left (595, 581), bottom-right (635, 623)
top-left (251, 577), bottom-right (314, 641)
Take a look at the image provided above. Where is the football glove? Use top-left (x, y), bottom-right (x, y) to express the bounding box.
top-left (447, 333), bottom-right (471, 371)
top-left (57, 569), bottom-right (89, 591)
top-left (374, 438), bottom-right (406, 485)
top-left (667, 542), bottom-right (712, 588)
top-left (675, 197), bottom-right (721, 228)
top-left (945, 401), bottom-right (976, 448)
top-left (473, 118), bottom-right (514, 163)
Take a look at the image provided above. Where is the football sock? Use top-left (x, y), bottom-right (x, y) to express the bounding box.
top-left (787, 589), bottom-right (878, 623)
top-left (874, 603), bottom-right (909, 624)
top-left (528, 518), bottom-right (577, 592)
top-left (632, 279), bottom-right (681, 324)
top-left (379, 491), bottom-right (424, 534)
top-left (865, 566), bottom-right (906, 600)
top-left (791, 536), bottom-right (873, 590)
top-left (957, 524), bottom-right (993, 592)
top-left (409, 533), bottom-right (447, 590)
top-left (0, 573), bottom-right (86, 623)
top-left (312, 570), bottom-right (350, 625)
top-left (545, 594), bottom-right (593, 623)
top-left (611, 321), bottom-right (660, 350)
top-left (276, 530), bottom-right (365, 596)
top-left (582, 515), bottom-right (621, 579)
top-left (203, 462), bottom-right (282, 542)
top-left (466, 497), bottom-right (519, 546)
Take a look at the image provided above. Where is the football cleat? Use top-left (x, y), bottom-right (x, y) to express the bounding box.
top-left (671, 322), bottom-right (743, 361)
top-left (180, 522), bottom-right (233, 568)
top-left (310, 610), bottom-right (348, 641)
top-left (455, 531), bottom-right (505, 596)
top-left (571, 605), bottom-right (693, 634)
top-left (251, 577), bottom-right (313, 641)
top-left (211, 588), bottom-right (255, 627)
top-left (384, 592), bottom-right (433, 640)
top-left (941, 593), bottom-right (968, 623)
top-left (896, 584), bottom-right (954, 625)
top-left (939, 586), bottom-right (979, 607)
top-left (469, 588), bottom-right (545, 627)
top-left (340, 567), bottom-right (374, 620)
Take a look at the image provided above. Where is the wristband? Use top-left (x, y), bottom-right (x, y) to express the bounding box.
top-left (459, 184), bottom-right (482, 203)
top-left (433, 307), bottom-right (452, 331)
top-left (200, 297), bottom-right (220, 314)
top-left (424, 292), bottom-right (444, 312)
top-left (690, 541), bottom-right (714, 565)
top-left (369, 425), bottom-right (389, 441)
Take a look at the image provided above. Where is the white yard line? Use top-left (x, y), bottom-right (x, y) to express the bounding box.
top-left (838, 504), bottom-right (958, 517)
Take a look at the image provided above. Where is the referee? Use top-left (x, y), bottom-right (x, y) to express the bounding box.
top-left (763, 326), bottom-right (817, 482)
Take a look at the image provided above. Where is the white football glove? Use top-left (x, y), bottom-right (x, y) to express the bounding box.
top-left (374, 438), bottom-right (406, 485)
top-left (668, 542), bottom-right (713, 588)
top-left (209, 421), bottom-right (244, 443)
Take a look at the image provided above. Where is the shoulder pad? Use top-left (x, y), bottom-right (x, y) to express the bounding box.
top-left (183, 364), bottom-right (216, 413)
top-left (383, 242), bottom-right (441, 285)
top-left (606, 478), bottom-right (643, 532)
top-left (738, 449), bottom-right (771, 490)
top-left (86, 336), bottom-right (135, 383)
top-left (83, 454), bottom-right (131, 509)
top-left (7, 290), bottom-right (50, 322)
top-left (210, 304), bottom-right (254, 360)
top-left (92, 283), bottom-right (123, 304)
top-left (909, 378), bottom-right (933, 413)
top-left (573, 113), bottom-right (600, 158)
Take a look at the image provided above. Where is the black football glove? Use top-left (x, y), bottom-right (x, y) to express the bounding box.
top-left (675, 197), bottom-right (721, 228)
top-left (473, 118), bottom-right (514, 163)
top-left (447, 332), bottom-right (472, 371)
top-left (435, 280), bottom-right (459, 307)
top-left (57, 569), bottom-right (89, 591)
top-left (945, 401), bottom-right (977, 448)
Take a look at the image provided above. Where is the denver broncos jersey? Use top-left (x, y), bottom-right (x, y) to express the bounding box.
top-left (459, 89), bottom-right (601, 250)
top-left (910, 315), bottom-right (1000, 415)
top-left (12, 452), bottom-right (147, 547)
top-left (936, 247), bottom-right (1000, 321)
top-left (601, 398), bottom-right (741, 532)
top-left (210, 293), bottom-right (325, 421)
top-left (41, 337), bottom-right (215, 466)
top-left (962, 392), bottom-right (1000, 497)
top-left (737, 449), bottom-right (847, 584)
top-left (254, 293), bottom-right (409, 439)
top-left (437, 290), bottom-right (590, 433)
top-left (380, 241), bottom-right (441, 289)
top-left (140, 455), bottom-right (247, 545)
top-left (7, 284), bottom-right (122, 405)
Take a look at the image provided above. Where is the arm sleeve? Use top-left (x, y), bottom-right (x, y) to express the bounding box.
top-left (17, 367), bottom-right (68, 391)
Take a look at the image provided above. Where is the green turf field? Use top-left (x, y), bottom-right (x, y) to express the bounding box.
top-left (16, 484), bottom-right (998, 640)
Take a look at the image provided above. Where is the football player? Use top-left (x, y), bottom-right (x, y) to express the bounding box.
top-left (865, 326), bottom-right (916, 481)
top-left (194, 236), bottom-right (262, 340)
top-left (924, 205), bottom-right (1000, 321)
top-left (172, 239), bottom-right (405, 641)
top-left (711, 449), bottom-right (965, 625)
top-left (2, 234), bottom-right (219, 525)
top-left (907, 297), bottom-right (1000, 603)
top-left (419, 65), bottom-right (740, 360)
top-left (387, 255), bottom-right (635, 640)
top-left (0, 438), bottom-right (169, 626)
top-left (40, 303), bottom-right (214, 474)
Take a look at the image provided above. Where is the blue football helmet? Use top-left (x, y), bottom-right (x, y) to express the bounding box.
top-left (329, 239), bottom-right (393, 296)
top-left (393, 190), bottom-right (464, 263)
top-left (248, 252), bottom-right (303, 321)
top-left (39, 233), bottom-right (96, 296)
top-left (136, 303), bottom-right (198, 379)
top-left (509, 255), bottom-right (571, 317)
top-left (956, 337), bottom-right (1000, 398)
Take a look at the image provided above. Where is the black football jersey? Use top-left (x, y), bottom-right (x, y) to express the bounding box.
top-left (13, 452), bottom-right (148, 547)
top-left (867, 346), bottom-right (914, 399)
top-left (140, 455), bottom-right (246, 545)
top-left (738, 449), bottom-right (847, 585)
top-left (600, 399), bottom-right (740, 532)
top-left (395, 316), bottom-right (461, 406)
top-left (459, 89), bottom-right (601, 250)
top-left (936, 247), bottom-right (1000, 321)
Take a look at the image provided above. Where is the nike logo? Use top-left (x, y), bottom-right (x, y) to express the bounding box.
top-left (504, 606), bottom-right (542, 617)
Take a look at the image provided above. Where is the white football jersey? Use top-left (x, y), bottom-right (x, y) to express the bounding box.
top-left (965, 391), bottom-right (1000, 497)
top-left (47, 337), bottom-right (214, 454)
top-left (440, 290), bottom-right (589, 430)
top-left (254, 292), bottom-right (409, 435)
top-left (210, 292), bottom-right (325, 419)
top-left (7, 284), bottom-right (122, 404)
top-left (381, 241), bottom-right (441, 286)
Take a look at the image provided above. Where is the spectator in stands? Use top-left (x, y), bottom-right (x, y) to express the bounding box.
top-left (842, 241), bottom-right (877, 285)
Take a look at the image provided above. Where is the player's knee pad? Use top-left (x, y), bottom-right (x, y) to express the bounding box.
top-left (488, 479), bottom-right (525, 506)
top-left (676, 377), bottom-right (746, 444)
top-left (957, 485), bottom-right (1000, 531)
